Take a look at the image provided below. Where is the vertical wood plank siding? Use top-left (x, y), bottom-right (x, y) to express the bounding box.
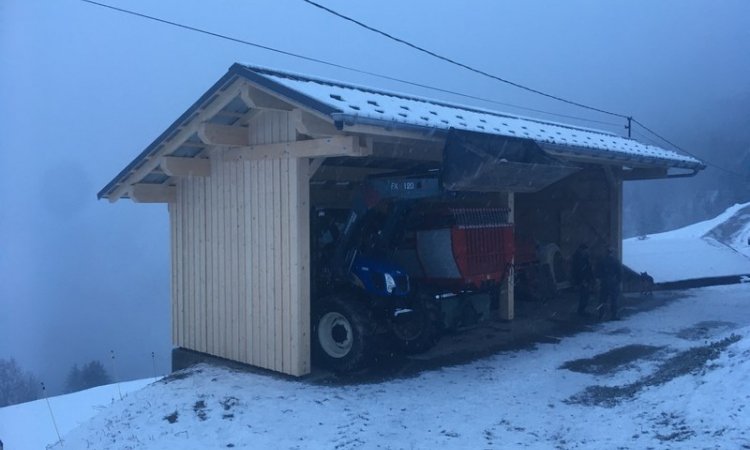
top-left (170, 110), bottom-right (311, 376)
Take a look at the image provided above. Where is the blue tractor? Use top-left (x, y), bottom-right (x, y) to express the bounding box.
top-left (310, 130), bottom-right (576, 371)
top-left (311, 175), bottom-right (443, 371)
top-left (311, 173), bottom-right (519, 371)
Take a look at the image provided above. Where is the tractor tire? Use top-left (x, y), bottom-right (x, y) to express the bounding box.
top-left (312, 294), bottom-right (375, 372)
top-left (389, 302), bottom-right (439, 354)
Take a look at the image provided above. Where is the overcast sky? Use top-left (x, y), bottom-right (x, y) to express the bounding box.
top-left (1, 0), bottom-right (748, 393)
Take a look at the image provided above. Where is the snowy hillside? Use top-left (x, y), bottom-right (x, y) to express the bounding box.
top-left (624, 202), bottom-right (750, 283)
top-left (3, 284), bottom-right (750, 449)
top-left (0, 378), bottom-right (155, 449)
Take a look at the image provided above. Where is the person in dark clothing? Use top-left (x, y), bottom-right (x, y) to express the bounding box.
top-left (596, 247), bottom-right (623, 320)
top-left (571, 244), bottom-right (594, 316)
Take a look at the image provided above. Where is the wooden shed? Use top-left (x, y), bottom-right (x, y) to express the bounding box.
top-left (99, 64), bottom-right (704, 377)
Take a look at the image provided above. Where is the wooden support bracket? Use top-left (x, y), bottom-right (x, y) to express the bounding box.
top-left (197, 123), bottom-right (250, 147)
top-left (241, 85), bottom-right (295, 111)
top-left (292, 108), bottom-right (339, 137)
top-left (160, 156), bottom-right (211, 177)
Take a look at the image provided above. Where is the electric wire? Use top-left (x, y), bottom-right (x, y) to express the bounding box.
top-left (78, 0), bottom-right (620, 128)
top-left (302, 0), bottom-right (629, 119)
top-left (633, 119), bottom-right (747, 178)
top-left (631, 130), bottom-right (662, 149)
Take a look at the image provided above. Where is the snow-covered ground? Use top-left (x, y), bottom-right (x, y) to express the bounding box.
top-left (624, 202), bottom-right (750, 283)
top-left (3, 284), bottom-right (749, 449)
top-left (5, 206), bottom-right (750, 449)
top-left (0, 378), bottom-right (156, 450)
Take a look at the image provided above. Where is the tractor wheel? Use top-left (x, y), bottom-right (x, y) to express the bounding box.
top-left (312, 294), bottom-right (375, 372)
top-left (390, 302), bottom-right (439, 354)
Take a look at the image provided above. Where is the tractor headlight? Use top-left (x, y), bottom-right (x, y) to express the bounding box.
top-left (384, 273), bottom-right (397, 294)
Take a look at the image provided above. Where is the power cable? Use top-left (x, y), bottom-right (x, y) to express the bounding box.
top-left (78, 0), bottom-right (620, 128)
top-left (631, 130), bottom-right (662, 148)
top-left (302, 0), bottom-right (629, 120)
top-left (633, 119), bottom-right (747, 178)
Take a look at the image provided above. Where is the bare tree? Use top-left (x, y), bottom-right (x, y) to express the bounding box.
top-left (0, 358), bottom-right (40, 407)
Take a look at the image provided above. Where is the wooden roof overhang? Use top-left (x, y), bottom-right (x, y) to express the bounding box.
top-left (99, 64), bottom-right (705, 203)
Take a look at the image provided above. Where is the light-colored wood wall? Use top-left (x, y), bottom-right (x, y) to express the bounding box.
top-left (169, 110), bottom-right (311, 376)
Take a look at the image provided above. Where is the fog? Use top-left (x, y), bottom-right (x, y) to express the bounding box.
top-left (1, 0), bottom-right (748, 394)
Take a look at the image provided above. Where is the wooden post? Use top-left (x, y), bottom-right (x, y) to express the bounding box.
top-left (499, 192), bottom-right (515, 320)
top-left (604, 167), bottom-right (623, 259)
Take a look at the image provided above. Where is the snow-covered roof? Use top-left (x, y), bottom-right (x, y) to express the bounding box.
top-left (240, 64), bottom-right (704, 171)
top-left (98, 63), bottom-right (705, 200)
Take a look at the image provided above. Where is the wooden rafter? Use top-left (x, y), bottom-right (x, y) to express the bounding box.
top-left (221, 136), bottom-right (370, 161)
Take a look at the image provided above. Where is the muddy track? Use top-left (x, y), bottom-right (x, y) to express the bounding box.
top-left (566, 334), bottom-right (741, 407)
top-left (560, 344), bottom-right (664, 375)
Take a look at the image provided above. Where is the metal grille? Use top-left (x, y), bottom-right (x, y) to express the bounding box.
top-left (450, 208), bottom-right (510, 229)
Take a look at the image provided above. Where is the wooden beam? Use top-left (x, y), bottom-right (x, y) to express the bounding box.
top-left (311, 165), bottom-right (395, 182)
top-left (108, 79), bottom-right (249, 202)
top-left (222, 136), bottom-right (370, 161)
top-left (129, 184), bottom-right (176, 203)
top-left (214, 110), bottom-right (245, 119)
top-left (197, 123), bottom-right (249, 147)
top-left (178, 141), bottom-right (207, 149)
top-left (371, 140), bottom-right (443, 162)
top-left (338, 123), bottom-right (445, 143)
top-left (499, 192), bottom-right (515, 321)
top-left (241, 85), bottom-right (295, 111)
top-left (161, 156), bottom-right (211, 177)
top-left (309, 158), bottom-right (325, 178)
top-left (292, 108), bottom-right (339, 137)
